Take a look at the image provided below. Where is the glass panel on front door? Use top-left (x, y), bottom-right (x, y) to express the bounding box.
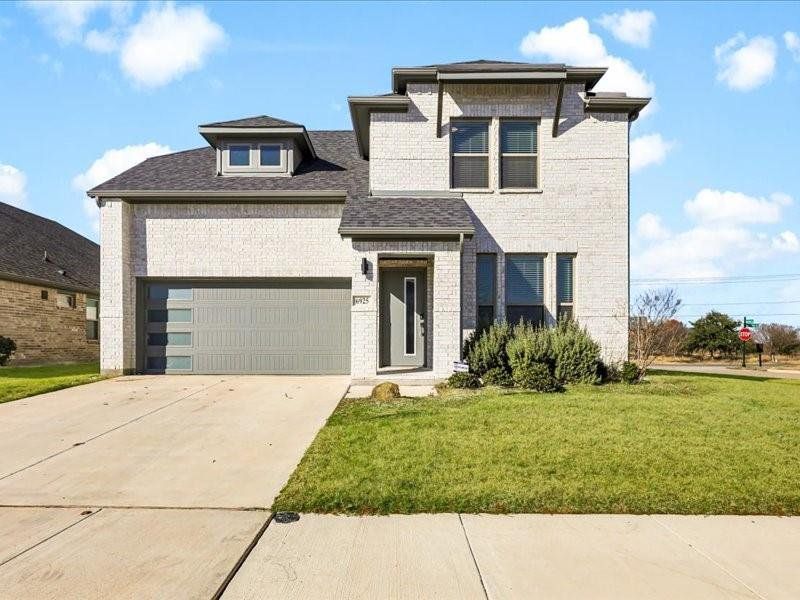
top-left (405, 277), bottom-right (416, 355)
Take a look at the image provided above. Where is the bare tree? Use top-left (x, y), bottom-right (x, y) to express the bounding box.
top-left (757, 323), bottom-right (800, 362)
top-left (630, 288), bottom-right (682, 378)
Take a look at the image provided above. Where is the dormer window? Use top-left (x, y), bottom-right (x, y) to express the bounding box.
top-left (259, 144), bottom-right (281, 167)
top-left (229, 145), bottom-right (251, 167)
top-left (199, 115), bottom-right (317, 178)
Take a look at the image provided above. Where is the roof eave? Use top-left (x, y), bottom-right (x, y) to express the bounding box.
top-left (565, 67), bottom-right (608, 90)
top-left (197, 126), bottom-right (317, 159)
top-left (338, 226), bottom-right (475, 238)
top-left (86, 189), bottom-right (348, 201)
top-left (348, 96), bottom-right (411, 159)
top-left (583, 96), bottom-right (651, 120)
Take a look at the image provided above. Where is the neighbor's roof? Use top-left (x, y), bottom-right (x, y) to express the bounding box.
top-left (339, 196), bottom-right (475, 237)
top-left (199, 115), bottom-right (303, 128)
top-left (0, 202), bottom-right (99, 293)
top-left (88, 131), bottom-right (368, 198)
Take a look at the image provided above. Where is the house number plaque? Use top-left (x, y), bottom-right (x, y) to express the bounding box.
top-left (352, 295), bottom-right (370, 306)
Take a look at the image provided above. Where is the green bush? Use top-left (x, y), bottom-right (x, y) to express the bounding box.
top-left (598, 361), bottom-right (621, 383)
top-left (512, 362), bottom-right (562, 393)
top-left (447, 372), bottom-right (482, 389)
top-left (550, 320), bottom-right (602, 384)
top-left (482, 367), bottom-right (513, 387)
top-left (621, 361), bottom-right (641, 384)
top-left (467, 322), bottom-right (513, 376)
top-left (506, 323), bottom-right (553, 373)
top-left (0, 336), bottom-right (16, 366)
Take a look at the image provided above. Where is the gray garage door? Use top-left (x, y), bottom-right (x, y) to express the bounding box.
top-left (141, 280), bottom-right (351, 374)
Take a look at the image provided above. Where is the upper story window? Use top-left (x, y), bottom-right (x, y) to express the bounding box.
top-left (451, 121), bottom-right (489, 189)
top-left (222, 141), bottom-right (288, 174)
top-left (228, 145), bottom-right (251, 167)
top-left (500, 120), bottom-right (538, 189)
top-left (259, 144), bottom-right (281, 166)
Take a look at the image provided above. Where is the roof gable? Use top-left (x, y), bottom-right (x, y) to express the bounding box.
top-left (199, 115), bottom-right (302, 128)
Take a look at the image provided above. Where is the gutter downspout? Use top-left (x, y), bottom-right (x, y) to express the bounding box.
top-left (436, 81), bottom-right (444, 138)
top-left (459, 232), bottom-right (464, 360)
top-left (552, 80), bottom-right (564, 138)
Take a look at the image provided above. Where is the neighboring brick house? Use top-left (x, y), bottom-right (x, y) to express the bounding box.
top-left (0, 202), bottom-right (100, 364)
top-left (88, 60), bottom-right (648, 379)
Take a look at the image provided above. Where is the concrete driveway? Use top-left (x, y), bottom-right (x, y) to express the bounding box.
top-left (0, 375), bottom-right (347, 599)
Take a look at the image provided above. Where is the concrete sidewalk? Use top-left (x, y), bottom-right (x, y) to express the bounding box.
top-left (651, 364), bottom-right (800, 379)
top-left (222, 513), bottom-right (800, 599)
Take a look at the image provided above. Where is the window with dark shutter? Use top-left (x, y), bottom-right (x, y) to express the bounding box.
top-left (505, 254), bottom-right (545, 326)
top-left (500, 121), bottom-right (538, 189)
top-left (557, 254), bottom-right (574, 321)
top-left (476, 254), bottom-right (496, 332)
top-left (451, 121), bottom-right (489, 188)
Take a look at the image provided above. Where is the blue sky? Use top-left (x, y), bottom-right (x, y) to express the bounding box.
top-left (1, 1), bottom-right (799, 325)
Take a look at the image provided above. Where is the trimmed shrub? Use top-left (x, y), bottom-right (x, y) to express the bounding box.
top-left (0, 336), bottom-right (16, 366)
top-left (550, 320), bottom-right (602, 384)
top-left (512, 362), bottom-right (562, 393)
top-left (447, 372), bottom-right (482, 389)
top-left (371, 382), bottom-right (400, 400)
top-left (598, 361), bottom-right (622, 383)
top-left (482, 367), bottom-right (513, 387)
top-left (467, 322), bottom-right (513, 376)
top-left (621, 361), bottom-right (641, 384)
top-left (506, 323), bottom-right (553, 373)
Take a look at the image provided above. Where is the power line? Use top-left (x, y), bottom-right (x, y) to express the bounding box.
top-left (631, 273), bottom-right (800, 285)
top-left (677, 300), bottom-right (800, 307)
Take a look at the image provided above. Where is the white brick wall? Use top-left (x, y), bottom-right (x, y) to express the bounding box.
top-left (371, 82), bottom-right (630, 362)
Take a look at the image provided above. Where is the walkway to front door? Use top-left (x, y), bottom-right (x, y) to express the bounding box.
top-left (379, 266), bottom-right (427, 368)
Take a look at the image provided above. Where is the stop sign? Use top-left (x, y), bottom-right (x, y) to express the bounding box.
top-left (738, 327), bottom-right (752, 342)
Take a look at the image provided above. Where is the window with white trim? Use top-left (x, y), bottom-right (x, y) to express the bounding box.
top-left (451, 121), bottom-right (489, 189)
top-left (85, 297), bottom-right (99, 340)
top-left (56, 291), bottom-right (76, 309)
top-left (500, 120), bottom-right (538, 189)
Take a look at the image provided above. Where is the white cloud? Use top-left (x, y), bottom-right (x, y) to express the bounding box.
top-left (84, 28), bottom-right (118, 53)
top-left (120, 3), bottom-right (225, 88)
top-left (772, 231), bottom-right (799, 253)
top-left (597, 10), bottom-right (656, 48)
top-left (714, 33), bottom-right (777, 91)
top-left (785, 31), bottom-right (800, 62)
top-left (633, 189), bottom-right (798, 278)
top-left (24, 0), bottom-right (131, 45)
top-left (630, 133), bottom-right (673, 172)
top-left (519, 17), bottom-right (655, 114)
top-left (684, 189), bottom-right (792, 225)
top-left (636, 213), bottom-right (670, 241)
top-left (73, 143), bottom-right (171, 232)
top-left (0, 164), bottom-right (27, 208)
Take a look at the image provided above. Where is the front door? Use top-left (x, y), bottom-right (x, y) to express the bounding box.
top-left (380, 268), bottom-right (426, 367)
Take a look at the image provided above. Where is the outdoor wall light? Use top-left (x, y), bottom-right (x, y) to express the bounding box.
top-left (361, 257), bottom-right (369, 275)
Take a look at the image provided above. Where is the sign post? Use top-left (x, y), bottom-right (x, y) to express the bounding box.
top-left (738, 318), bottom-right (753, 367)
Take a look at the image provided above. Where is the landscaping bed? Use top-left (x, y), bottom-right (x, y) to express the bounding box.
top-left (274, 372), bottom-right (800, 515)
top-left (0, 363), bottom-right (103, 404)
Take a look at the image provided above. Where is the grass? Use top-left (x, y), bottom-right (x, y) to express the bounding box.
top-left (274, 372), bottom-right (800, 515)
top-left (0, 363), bottom-right (104, 404)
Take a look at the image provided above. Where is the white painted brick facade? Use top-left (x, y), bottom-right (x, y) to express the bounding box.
top-left (371, 82), bottom-right (630, 362)
top-left (100, 80), bottom-right (630, 375)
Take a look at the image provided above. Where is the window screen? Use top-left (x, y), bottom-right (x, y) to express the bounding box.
top-left (557, 254), bottom-right (574, 321)
top-left (505, 254), bottom-right (545, 326)
top-left (476, 254), bottom-right (496, 332)
top-left (500, 121), bottom-right (538, 189)
top-left (451, 121), bottom-right (489, 188)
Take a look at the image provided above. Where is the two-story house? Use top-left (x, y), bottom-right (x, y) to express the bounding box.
top-left (88, 60), bottom-right (649, 379)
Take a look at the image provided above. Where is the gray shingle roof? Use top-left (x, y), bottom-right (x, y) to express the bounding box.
top-left (88, 131), bottom-right (368, 197)
top-left (200, 115), bottom-right (302, 128)
top-left (339, 196), bottom-right (475, 234)
top-left (425, 59), bottom-right (566, 72)
top-left (0, 202), bottom-right (99, 293)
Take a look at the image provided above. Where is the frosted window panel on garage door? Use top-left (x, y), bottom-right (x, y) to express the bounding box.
top-left (148, 285), bottom-right (193, 300)
top-left (147, 309), bottom-right (192, 323)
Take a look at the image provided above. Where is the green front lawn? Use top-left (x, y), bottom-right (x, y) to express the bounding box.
top-left (274, 372), bottom-right (800, 515)
top-left (0, 363), bottom-right (104, 404)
